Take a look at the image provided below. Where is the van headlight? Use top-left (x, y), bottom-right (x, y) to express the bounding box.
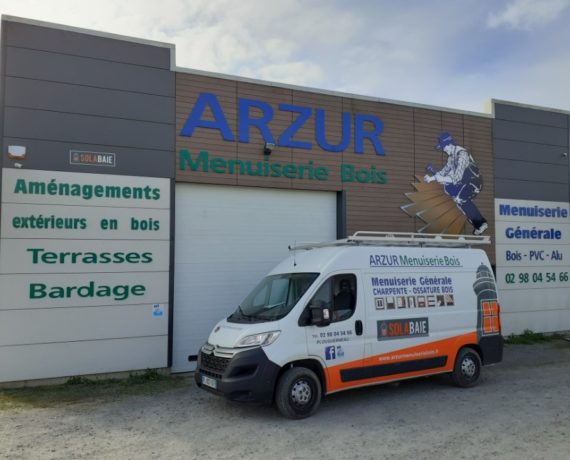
top-left (235, 331), bottom-right (281, 348)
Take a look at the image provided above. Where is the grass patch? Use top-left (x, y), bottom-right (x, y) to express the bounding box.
top-left (504, 329), bottom-right (566, 345)
top-left (0, 369), bottom-right (188, 410)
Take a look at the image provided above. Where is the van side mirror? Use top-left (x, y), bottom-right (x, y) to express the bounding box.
top-left (310, 305), bottom-right (331, 327)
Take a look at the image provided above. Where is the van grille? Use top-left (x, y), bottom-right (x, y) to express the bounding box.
top-left (200, 351), bottom-right (230, 378)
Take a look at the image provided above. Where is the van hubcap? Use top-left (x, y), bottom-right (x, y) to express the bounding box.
top-left (461, 356), bottom-right (477, 377)
top-left (291, 379), bottom-right (312, 405)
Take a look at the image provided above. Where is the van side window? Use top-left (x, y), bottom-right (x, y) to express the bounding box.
top-left (308, 274), bottom-right (357, 323)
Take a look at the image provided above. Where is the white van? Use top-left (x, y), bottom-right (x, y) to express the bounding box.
top-left (194, 232), bottom-right (503, 418)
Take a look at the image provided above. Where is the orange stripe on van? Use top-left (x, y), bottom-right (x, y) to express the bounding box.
top-left (325, 331), bottom-right (478, 393)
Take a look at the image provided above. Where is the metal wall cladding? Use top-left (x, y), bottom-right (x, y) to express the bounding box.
top-left (494, 102), bottom-right (570, 202)
top-left (4, 21), bottom-right (171, 68)
top-left (175, 72), bottom-right (495, 262)
top-left (0, 19), bottom-right (175, 383)
top-left (2, 20), bottom-right (175, 178)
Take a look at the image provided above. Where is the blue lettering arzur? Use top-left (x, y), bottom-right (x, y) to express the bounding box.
top-left (179, 92), bottom-right (385, 155)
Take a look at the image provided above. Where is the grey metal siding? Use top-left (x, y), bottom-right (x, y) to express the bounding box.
top-left (495, 158), bottom-right (568, 183)
top-left (5, 76), bottom-right (174, 124)
top-left (2, 20), bottom-right (175, 177)
top-left (494, 119), bottom-right (567, 146)
top-left (5, 107), bottom-right (174, 151)
top-left (494, 103), bottom-right (567, 129)
top-left (6, 47), bottom-right (174, 97)
top-left (2, 137), bottom-right (174, 176)
top-left (494, 138), bottom-right (567, 165)
top-left (495, 179), bottom-right (568, 202)
top-left (4, 21), bottom-right (171, 68)
top-left (494, 102), bottom-right (569, 201)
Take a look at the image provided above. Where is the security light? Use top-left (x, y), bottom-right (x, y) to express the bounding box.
top-left (264, 142), bottom-right (275, 155)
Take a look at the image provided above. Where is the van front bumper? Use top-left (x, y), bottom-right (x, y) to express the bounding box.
top-left (194, 345), bottom-right (281, 404)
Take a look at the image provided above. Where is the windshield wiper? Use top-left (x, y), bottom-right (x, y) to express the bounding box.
top-left (252, 302), bottom-right (286, 319)
top-left (230, 305), bottom-right (257, 322)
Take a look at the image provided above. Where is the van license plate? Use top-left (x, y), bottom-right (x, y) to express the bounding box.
top-left (201, 375), bottom-right (217, 390)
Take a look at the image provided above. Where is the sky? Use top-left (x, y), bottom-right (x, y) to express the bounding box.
top-left (1, 0), bottom-right (569, 114)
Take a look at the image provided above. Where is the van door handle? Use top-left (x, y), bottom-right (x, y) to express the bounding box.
top-left (355, 320), bottom-right (363, 336)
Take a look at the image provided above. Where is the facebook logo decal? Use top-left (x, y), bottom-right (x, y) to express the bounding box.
top-left (325, 346), bottom-right (336, 360)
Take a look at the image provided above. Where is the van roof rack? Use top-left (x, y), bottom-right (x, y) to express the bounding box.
top-left (289, 231), bottom-right (490, 251)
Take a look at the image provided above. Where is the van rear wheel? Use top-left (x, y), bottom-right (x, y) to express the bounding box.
top-left (452, 347), bottom-right (482, 387)
top-left (275, 367), bottom-right (321, 419)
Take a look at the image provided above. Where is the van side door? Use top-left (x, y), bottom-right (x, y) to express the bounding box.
top-left (362, 269), bottom-right (461, 384)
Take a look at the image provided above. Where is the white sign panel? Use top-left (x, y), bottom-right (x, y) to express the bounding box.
top-left (0, 272), bottom-right (169, 310)
top-left (495, 198), bottom-right (570, 334)
top-left (0, 239), bottom-right (170, 274)
top-left (1, 203), bottom-right (169, 239)
top-left (2, 168), bottom-right (170, 208)
top-left (496, 243), bottom-right (569, 267)
top-left (0, 168), bottom-right (171, 382)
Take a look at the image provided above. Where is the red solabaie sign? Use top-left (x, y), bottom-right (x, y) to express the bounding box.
top-left (70, 150), bottom-right (116, 167)
top-left (377, 317), bottom-right (429, 341)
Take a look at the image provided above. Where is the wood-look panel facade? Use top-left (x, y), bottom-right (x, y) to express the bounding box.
top-left (176, 72), bottom-right (495, 262)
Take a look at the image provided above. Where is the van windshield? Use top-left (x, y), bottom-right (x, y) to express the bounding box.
top-left (228, 273), bottom-right (319, 323)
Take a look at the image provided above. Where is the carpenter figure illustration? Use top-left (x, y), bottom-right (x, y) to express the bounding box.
top-left (423, 132), bottom-right (488, 235)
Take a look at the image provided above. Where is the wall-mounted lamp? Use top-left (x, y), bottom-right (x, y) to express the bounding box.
top-left (562, 152), bottom-right (568, 158)
top-left (8, 145), bottom-right (26, 160)
top-left (264, 142), bottom-right (275, 155)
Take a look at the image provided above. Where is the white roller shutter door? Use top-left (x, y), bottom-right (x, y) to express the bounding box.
top-left (172, 184), bottom-right (337, 372)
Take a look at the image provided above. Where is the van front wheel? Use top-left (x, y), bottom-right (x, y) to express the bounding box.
top-left (452, 347), bottom-right (482, 387)
top-left (275, 367), bottom-right (322, 419)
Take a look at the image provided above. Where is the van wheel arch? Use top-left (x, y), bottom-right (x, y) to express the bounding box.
top-left (472, 344), bottom-right (484, 363)
top-left (275, 359), bottom-right (326, 400)
top-left (456, 344), bottom-right (483, 364)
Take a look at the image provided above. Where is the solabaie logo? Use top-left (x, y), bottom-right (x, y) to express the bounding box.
top-left (379, 321), bottom-right (389, 338)
top-left (70, 150), bottom-right (116, 167)
top-left (377, 317), bottom-right (429, 341)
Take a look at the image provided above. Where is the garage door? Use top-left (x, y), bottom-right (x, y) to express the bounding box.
top-left (172, 184), bottom-right (337, 372)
